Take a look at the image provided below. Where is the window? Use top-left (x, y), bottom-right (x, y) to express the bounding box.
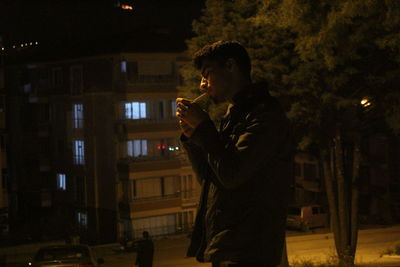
top-left (158, 100), bottom-right (164, 119)
top-left (121, 61), bottom-right (127, 73)
top-left (163, 176), bottom-right (180, 196)
top-left (134, 178), bottom-right (162, 199)
top-left (73, 140), bottom-right (85, 165)
top-left (312, 207), bottom-right (319, 215)
top-left (70, 66), bottom-right (83, 94)
top-left (56, 173), bottom-right (66, 190)
top-left (171, 100), bottom-right (177, 117)
top-left (304, 163), bottom-right (318, 181)
top-left (77, 212), bottom-right (88, 227)
top-left (295, 163), bottom-right (301, 177)
top-left (127, 139), bottom-right (148, 157)
top-left (72, 104), bottom-right (84, 128)
top-left (52, 67), bottom-right (63, 87)
top-left (125, 102), bottom-right (147, 119)
top-left (133, 214), bottom-right (176, 237)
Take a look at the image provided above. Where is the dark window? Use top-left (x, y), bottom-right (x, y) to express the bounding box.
top-left (159, 101), bottom-right (164, 119)
top-left (287, 207), bottom-right (301, 216)
top-left (304, 163), bottom-right (317, 181)
top-left (52, 68), bottom-right (63, 87)
top-left (312, 207), bottom-right (319, 214)
top-left (70, 66), bottom-right (83, 94)
top-left (127, 61), bottom-right (138, 81)
top-left (295, 163), bottom-right (301, 177)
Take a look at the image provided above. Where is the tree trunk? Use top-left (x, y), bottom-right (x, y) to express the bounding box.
top-left (322, 131), bottom-right (360, 267)
top-left (321, 147), bottom-right (341, 253)
top-left (334, 131), bottom-right (353, 266)
top-left (350, 135), bottom-right (361, 257)
top-left (278, 239), bottom-right (290, 267)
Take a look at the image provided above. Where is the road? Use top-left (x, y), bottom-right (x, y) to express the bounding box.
top-left (2, 225), bottom-right (399, 266)
top-left (93, 225), bottom-right (400, 267)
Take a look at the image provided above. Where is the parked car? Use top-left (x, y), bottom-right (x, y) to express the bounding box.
top-left (286, 204), bottom-right (328, 231)
top-left (29, 244), bottom-right (104, 267)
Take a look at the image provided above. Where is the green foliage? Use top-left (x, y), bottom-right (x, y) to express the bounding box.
top-left (181, 0), bottom-right (400, 137)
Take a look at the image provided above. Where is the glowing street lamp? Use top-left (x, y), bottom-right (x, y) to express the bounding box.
top-left (360, 97), bottom-right (371, 108)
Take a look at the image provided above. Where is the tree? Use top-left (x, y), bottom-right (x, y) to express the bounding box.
top-left (274, 1), bottom-right (400, 266)
top-left (180, 0), bottom-right (400, 266)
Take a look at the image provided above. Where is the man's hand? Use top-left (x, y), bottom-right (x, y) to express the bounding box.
top-left (179, 119), bottom-right (195, 138)
top-left (176, 98), bottom-right (209, 136)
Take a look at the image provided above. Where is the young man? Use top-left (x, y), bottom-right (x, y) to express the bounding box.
top-left (176, 41), bottom-right (293, 267)
top-left (135, 231), bottom-right (154, 267)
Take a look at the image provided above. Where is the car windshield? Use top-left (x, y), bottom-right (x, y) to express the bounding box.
top-left (35, 247), bottom-right (89, 261)
top-left (287, 207), bottom-right (301, 216)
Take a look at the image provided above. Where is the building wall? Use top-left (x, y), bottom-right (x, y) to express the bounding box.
top-left (5, 52), bottom-right (199, 243)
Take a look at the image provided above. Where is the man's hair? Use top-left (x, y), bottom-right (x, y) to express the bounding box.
top-left (193, 40), bottom-right (251, 77)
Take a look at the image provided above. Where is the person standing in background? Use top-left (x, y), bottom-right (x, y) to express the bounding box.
top-left (135, 231), bottom-right (154, 267)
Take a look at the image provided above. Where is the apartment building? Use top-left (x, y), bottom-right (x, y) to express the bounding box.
top-left (6, 52), bottom-right (199, 243)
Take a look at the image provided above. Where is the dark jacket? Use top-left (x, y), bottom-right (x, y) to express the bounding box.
top-left (135, 238), bottom-right (154, 267)
top-left (182, 84), bottom-right (293, 265)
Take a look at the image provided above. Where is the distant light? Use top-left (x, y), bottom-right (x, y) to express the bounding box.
top-left (20, 44), bottom-right (24, 47)
top-left (30, 42), bottom-right (33, 45)
top-left (12, 45), bottom-right (16, 48)
top-left (25, 43), bottom-right (28, 46)
top-left (361, 97), bottom-right (372, 108)
top-left (121, 4), bottom-right (133, 10)
top-left (175, 146), bottom-right (179, 150)
top-left (35, 41), bottom-right (39, 45)
top-left (1, 47), bottom-right (4, 51)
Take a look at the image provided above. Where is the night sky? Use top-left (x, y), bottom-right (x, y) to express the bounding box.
top-left (0, 0), bottom-right (205, 61)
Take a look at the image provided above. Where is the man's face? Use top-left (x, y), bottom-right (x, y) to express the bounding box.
top-left (199, 59), bottom-right (232, 103)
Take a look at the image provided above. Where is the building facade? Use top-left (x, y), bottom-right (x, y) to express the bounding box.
top-left (6, 52), bottom-right (199, 243)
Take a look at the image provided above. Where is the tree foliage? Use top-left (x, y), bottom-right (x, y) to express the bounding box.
top-left (180, 0), bottom-right (400, 266)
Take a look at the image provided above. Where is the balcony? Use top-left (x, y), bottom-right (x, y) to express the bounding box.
top-left (115, 118), bottom-right (179, 137)
top-left (118, 158), bottom-right (182, 174)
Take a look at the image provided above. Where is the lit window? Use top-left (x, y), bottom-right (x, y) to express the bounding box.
top-left (171, 100), bottom-right (177, 117)
top-left (77, 212), bottom-right (88, 227)
top-left (125, 102), bottom-right (147, 119)
top-left (127, 140), bottom-right (148, 157)
top-left (73, 140), bottom-right (85, 165)
top-left (121, 61), bottom-right (127, 73)
top-left (72, 104), bottom-right (84, 128)
top-left (56, 173), bottom-right (66, 190)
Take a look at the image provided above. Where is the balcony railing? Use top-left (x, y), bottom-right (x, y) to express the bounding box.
top-left (117, 117), bottom-right (178, 125)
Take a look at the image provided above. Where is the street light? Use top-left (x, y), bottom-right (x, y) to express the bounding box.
top-left (360, 97), bottom-right (372, 108)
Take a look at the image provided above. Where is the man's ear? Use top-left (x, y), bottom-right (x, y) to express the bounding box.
top-left (225, 58), bottom-right (238, 72)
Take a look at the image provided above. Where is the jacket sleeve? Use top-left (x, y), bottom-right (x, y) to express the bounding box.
top-left (189, 108), bottom-right (291, 190)
top-left (180, 134), bottom-right (219, 185)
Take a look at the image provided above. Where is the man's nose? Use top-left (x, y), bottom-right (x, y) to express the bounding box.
top-left (200, 77), bottom-right (208, 91)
